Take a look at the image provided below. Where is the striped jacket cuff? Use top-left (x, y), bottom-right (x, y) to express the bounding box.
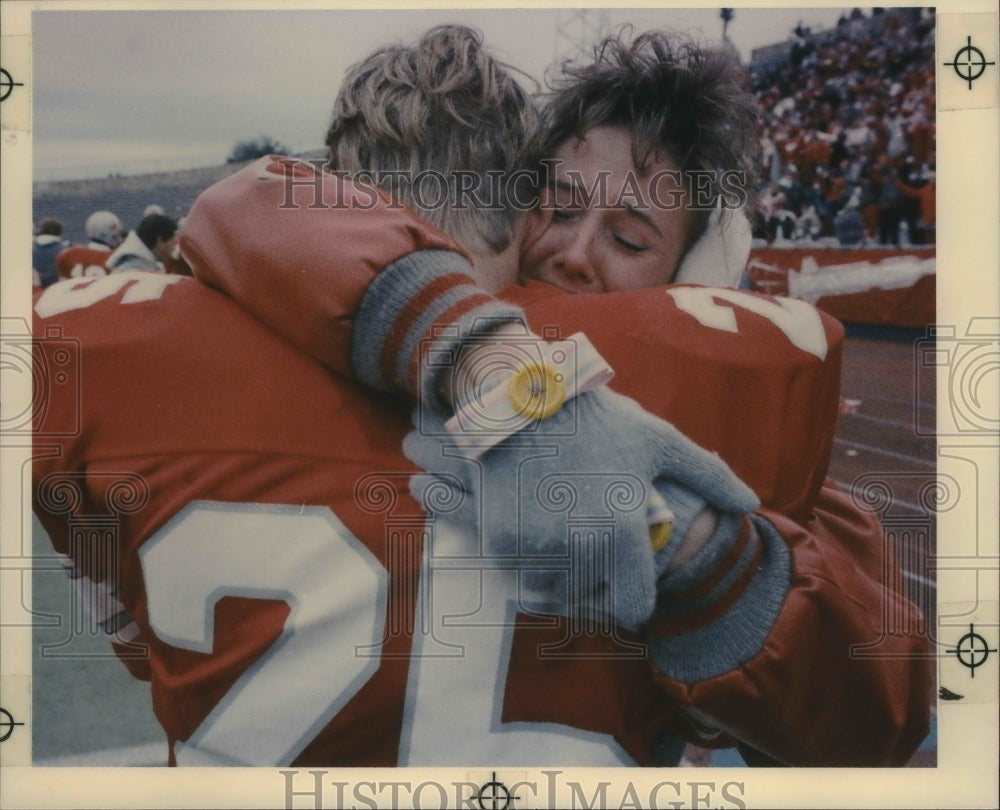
top-left (645, 515), bottom-right (791, 683)
top-left (351, 249), bottom-right (525, 409)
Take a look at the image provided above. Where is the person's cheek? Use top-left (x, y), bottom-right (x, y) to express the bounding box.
top-left (517, 242), bottom-right (544, 283)
top-left (599, 264), bottom-right (632, 292)
top-left (599, 253), bottom-right (657, 293)
top-left (588, 241), bottom-right (620, 292)
top-left (518, 212), bottom-right (555, 283)
top-left (521, 208), bottom-right (552, 254)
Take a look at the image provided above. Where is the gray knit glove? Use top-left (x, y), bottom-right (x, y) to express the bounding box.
top-left (404, 386), bottom-right (759, 629)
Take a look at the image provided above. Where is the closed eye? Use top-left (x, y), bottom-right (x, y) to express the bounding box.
top-left (552, 206), bottom-right (581, 222)
top-left (614, 233), bottom-right (647, 252)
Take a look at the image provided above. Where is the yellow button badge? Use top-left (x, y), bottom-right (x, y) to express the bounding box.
top-left (508, 363), bottom-right (566, 420)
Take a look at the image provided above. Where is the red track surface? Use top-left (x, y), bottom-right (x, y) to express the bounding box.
top-left (833, 327), bottom-right (937, 627)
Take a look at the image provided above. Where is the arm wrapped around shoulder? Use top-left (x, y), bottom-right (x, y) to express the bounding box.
top-left (181, 156), bottom-right (521, 392)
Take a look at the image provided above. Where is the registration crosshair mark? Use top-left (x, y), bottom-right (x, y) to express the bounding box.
top-left (944, 36), bottom-right (996, 90)
top-left (0, 708), bottom-right (25, 743)
top-left (947, 623), bottom-right (997, 678)
top-left (474, 772), bottom-right (520, 810)
top-left (0, 68), bottom-right (26, 102)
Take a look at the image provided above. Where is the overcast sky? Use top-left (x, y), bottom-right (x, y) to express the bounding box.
top-left (33, 5), bottom-right (852, 180)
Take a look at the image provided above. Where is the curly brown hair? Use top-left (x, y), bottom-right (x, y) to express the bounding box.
top-left (540, 29), bottom-right (762, 248)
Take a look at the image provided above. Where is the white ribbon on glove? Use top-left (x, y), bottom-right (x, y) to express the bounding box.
top-left (443, 332), bottom-right (614, 459)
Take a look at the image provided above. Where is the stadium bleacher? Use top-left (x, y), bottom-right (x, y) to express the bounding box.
top-left (34, 164), bottom-right (256, 245)
top-left (749, 7), bottom-right (936, 248)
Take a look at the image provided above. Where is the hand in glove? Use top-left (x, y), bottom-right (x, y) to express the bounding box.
top-left (404, 386), bottom-right (759, 630)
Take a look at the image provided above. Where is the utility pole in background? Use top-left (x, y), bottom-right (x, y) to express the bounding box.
top-left (720, 7), bottom-right (735, 42)
top-left (554, 8), bottom-right (612, 68)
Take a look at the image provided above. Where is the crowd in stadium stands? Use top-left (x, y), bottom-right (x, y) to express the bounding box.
top-left (750, 7), bottom-right (936, 247)
top-left (32, 205), bottom-right (191, 288)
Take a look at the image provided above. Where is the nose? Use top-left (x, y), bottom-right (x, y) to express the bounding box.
top-left (551, 228), bottom-right (599, 291)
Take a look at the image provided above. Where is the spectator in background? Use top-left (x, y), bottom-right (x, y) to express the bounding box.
top-left (106, 213), bottom-right (179, 273)
top-left (756, 181), bottom-right (796, 243)
top-left (877, 161), bottom-right (905, 245)
top-left (55, 209), bottom-right (125, 280)
top-left (884, 107), bottom-right (909, 159)
top-left (833, 188), bottom-right (867, 245)
top-left (895, 158), bottom-right (923, 245)
top-left (795, 203), bottom-right (823, 242)
top-left (858, 160), bottom-right (883, 239)
top-left (760, 129), bottom-right (782, 183)
top-left (896, 167), bottom-right (936, 245)
top-left (776, 165), bottom-right (806, 217)
top-left (32, 218), bottom-right (68, 289)
top-left (162, 215), bottom-right (194, 276)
